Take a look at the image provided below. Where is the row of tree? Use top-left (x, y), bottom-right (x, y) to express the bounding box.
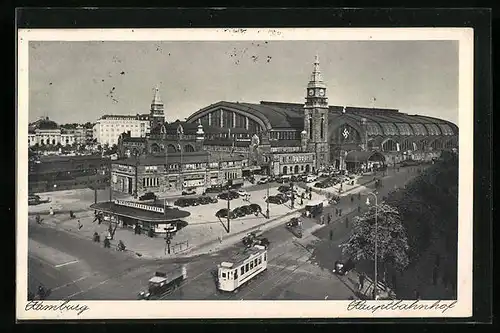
top-left (341, 151), bottom-right (458, 289)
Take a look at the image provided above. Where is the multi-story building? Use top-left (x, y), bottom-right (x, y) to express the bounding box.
top-left (28, 117), bottom-right (85, 148)
top-left (93, 114), bottom-right (150, 146)
top-left (111, 151), bottom-right (245, 196)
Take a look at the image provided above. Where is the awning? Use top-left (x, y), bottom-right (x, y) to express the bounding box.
top-left (345, 151), bottom-right (386, 163)
top-left (90, 202), bottom-right (190, 223)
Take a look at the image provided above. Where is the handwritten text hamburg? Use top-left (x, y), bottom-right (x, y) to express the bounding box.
top-left (25, 300), bottom-right (89, 316)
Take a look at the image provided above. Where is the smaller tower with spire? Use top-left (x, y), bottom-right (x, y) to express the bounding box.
top-left (150, 85), bottom-right (165, 131)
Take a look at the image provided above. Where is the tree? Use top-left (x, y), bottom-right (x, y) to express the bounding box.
top-left (340, 204), bottom-right (410, 279)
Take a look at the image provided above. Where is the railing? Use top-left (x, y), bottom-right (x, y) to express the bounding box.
top-left (114, 199), bottom-right (165, 214)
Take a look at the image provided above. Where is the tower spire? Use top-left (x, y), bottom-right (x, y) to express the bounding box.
top-left (308, 55), bottom-right (326, 89)
top-left (152, 85), bottom-right (162, 105)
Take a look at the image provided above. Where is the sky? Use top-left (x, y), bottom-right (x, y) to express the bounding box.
top-left (28, 40), bottom-right (459, 125)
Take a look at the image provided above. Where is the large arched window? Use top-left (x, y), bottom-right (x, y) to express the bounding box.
top-left (320, 117), bottom-right (325, 139)
top-left (167, 144), bottom-right (177, 153)
top-left (184, 144), bottom-right (195, 152)
top-left (282, 166), bottom-right (288, 175)
top-left (400, 139), bottom-right (414, 151)
top-left (382, 139), bottom-right (398, 152)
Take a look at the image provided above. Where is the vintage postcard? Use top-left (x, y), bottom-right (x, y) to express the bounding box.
top-left (17, 27), bottom-right (473, 320)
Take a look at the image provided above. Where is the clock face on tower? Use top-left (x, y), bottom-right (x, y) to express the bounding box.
top-left (319, 89), bottom-right (325, 96)
top-left (308, 89), bottom-right (314, 96)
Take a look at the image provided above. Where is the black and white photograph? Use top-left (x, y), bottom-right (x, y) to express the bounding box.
top-left (17, 27), bottom-right (474, 319)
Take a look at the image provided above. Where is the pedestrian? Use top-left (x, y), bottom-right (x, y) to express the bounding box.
top-left (300, 197), bottom-right (303, 205)
top-left (309, 192), bottom-right (312, 200)
top-left (359, 273), bottom-right (365, 290)
top-left (345, 217), bottom-right (348, 228)
top-left (327, 214), bottom-right (331, 225)
top-left (97, 214), bottom-right (102, 225)
top-left (339, 208), bottom-right (342, 217)
top-left (218, 235), bottom-right (222, 244)
top-left (77, 219), bottom-right (82, 230)
top-left (350, 195), bottom-right (354, 203)
top-left (329, 230), bottom-right (333, 241)
top-left (358, 205), bottom-right (361, 213)
top-left (358, 192), bottom-right (361, 201)
top-left (49, 207), bottom-right (54, 216)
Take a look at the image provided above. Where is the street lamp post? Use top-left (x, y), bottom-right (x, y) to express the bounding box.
top-left (266, 156), bottom-right (271, 219)
top-left (366, 191), bottom-right (379, 300)
top-left (165, 229), bottom-right (172, 254)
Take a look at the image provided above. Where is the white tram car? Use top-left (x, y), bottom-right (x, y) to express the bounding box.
top-left (217, 245), bottom-right (268, 292)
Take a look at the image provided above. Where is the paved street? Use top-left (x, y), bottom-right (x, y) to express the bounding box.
top-left (27, 166), bottom-right (422, 301)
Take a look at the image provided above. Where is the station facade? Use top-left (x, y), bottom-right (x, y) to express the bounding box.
top-left (119, 55), bottom-right (458, 178)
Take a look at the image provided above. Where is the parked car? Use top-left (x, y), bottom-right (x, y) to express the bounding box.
top-left (205, 186), bottom-right (223, 194)
top-left (215, 208), bottom-right (235, 219)
top-left (314, 182), bottom-right (329, 188)
top-left (266, 195), bottom-right (285, 204)
top-left (237, 189), bottom-right (248, 197)
top-left (28, 194), bottom-right (41, 205)
top-left (257, 177), bottom-right (269, 184)
top-left (277, 185), bottom-right (291, 193)
top-left (182, 189), bottom-right (196, 196)
top-left (217, 191), bottom-right (239, 200)
top-left (139, 192), bottom-right (157, 201)
top-left (174, 198), bottom-right (191, 207)
top-left (276, 193), bottom-right (290, 202)
top-left (306, 175), bottom-right (318, 183)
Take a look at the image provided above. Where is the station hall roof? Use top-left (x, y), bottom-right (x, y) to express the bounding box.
top-left (186, 101), bottom-right (458, 136)
top-left (90, 202), bottom-right (190, 222)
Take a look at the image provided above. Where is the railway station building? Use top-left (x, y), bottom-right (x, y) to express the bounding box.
top-left (119, 55), bottom-right (458, 179)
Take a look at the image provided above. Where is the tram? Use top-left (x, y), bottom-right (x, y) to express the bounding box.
top-left (216, 245), bottom-right (267, 292)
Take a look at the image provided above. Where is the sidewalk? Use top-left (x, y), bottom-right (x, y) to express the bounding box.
top-left (29, 188), bottom-right (327, 260)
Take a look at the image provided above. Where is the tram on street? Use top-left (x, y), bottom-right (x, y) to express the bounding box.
top-left (216, 245), bottom-right (267, 293)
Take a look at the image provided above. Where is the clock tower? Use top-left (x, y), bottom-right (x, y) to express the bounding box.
top-left (304, 55), bottom-right (329, 170)
top-left (150, 85), bottom-right (165, 131)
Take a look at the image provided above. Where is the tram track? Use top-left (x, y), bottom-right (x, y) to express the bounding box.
top-left (201, 236), bottom-right (316, 300)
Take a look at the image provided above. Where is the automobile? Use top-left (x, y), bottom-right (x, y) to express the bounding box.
top-left (277, 185), bottom-right (291, 193)
top-left (205, 186), bottom-right (223, 194)
top-left (285, 217), bottom-right (303, 238)
top-left (182, 189), bottom-right (196, 196)
top-left (217, 191), bottom-right (239, 200)
top-left (215, 208), bottom-right (235, 219)
top-left (276, 193), bottom-right (290, 202)
top-left (242, 231), bottom-right (270, 249)
top-left (333, 258), bottom-right (355, 276)
top-left (257, 177), bottom-right (269, 185)
top-left (306, 175), bottom-right (318, 183)
top-left (139, 192), bottom-right (157, 201)
top-left (28, 194), bottom-right (41, 205)
top-left (314, 182), bottom-right (328, 188)
top-left (174, 198), bottom-right (192, 207)
top-left (249, 203), bottom-right (262, 215)
top-left (266, 195), bottom-right (285, 204)
top-left (298, 175), bottom-right (308, 182)
top-left (237, 189), bottom-right (248, 197)
top-left (188, 198), bottom-right (200, 206)
top-left (232, 207), bottom-right (246, 218)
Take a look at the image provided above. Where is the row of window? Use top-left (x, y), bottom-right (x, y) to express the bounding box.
top-left (225, 171), bottom-right (240, 180)
top-left (270, 131), bottom-right (300, 140)
top-left (143, 177), bottom-right (159, 187)
top-left (280, 154), bottom-right (313, 163)
top-left (221, 253), bottom-right (267, 280)
top-left (364, 122), bottom-right (454, 136)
